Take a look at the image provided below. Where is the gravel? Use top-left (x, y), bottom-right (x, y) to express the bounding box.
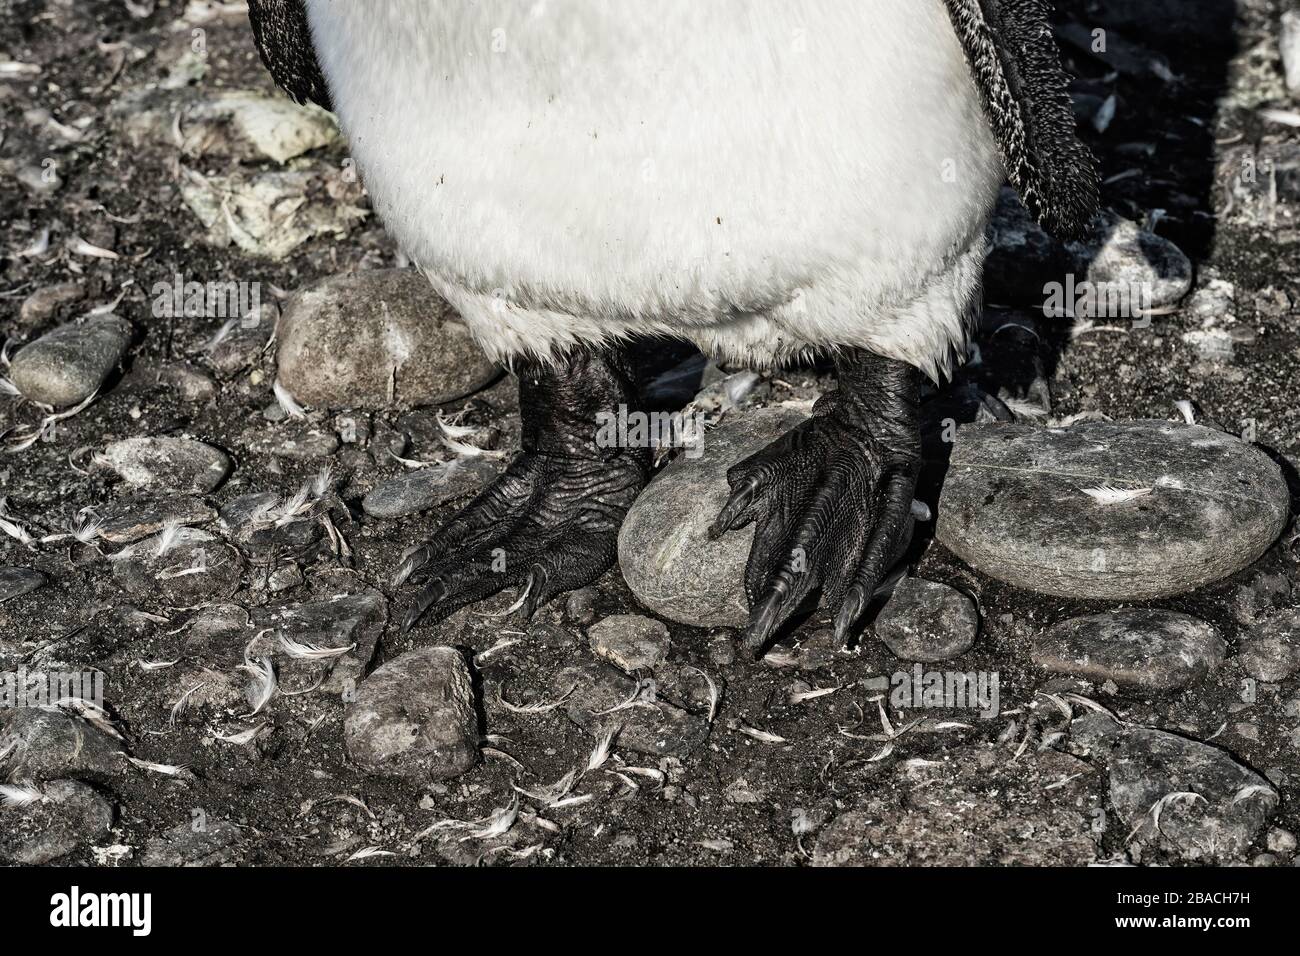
top-left (1237, 608), bottom-right (1300, 683)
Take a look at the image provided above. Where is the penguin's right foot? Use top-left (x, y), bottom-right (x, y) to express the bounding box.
top-left (395, 348), bottom-right (649, 631)
top-left (708, 349), bottom-right (923, 659)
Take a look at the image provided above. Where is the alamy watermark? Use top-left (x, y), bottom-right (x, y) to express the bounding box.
top-left (595, 403), bottom-right (709, 459)
top-left (866, 665), bottom-right (1000, 719)
top-left (1043, 274), bottom-right (1154, 325)
top-left (0, 668), bottom-right (104, 710)
top-left (151, 273), bottom-right (261, 322)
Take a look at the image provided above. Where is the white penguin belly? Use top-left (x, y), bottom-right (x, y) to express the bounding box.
top-left (306, 0), bottom-right (1004, 376)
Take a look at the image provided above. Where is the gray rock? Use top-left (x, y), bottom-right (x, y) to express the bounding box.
top-left (264, 428), bottom-right (341, 461)
top-left (1109, 728), bottom-right (1279, 863)
top-left (873, 578), bottom-right (978, 662)
top-left (101, 437), bottom-right (232, 494)
top-left (618, 407), bottom-right (808, 627)
top-left (1267, 827), bottom-right (1297, 855)
top-left (1066, 711), bottom-right (1125, 760)
top-left (0, 567), bottom-right (47, 604)
top-left (9, 315), bottom-right (132, 407)
top-left (0, 780), bottom-right (114, 865)
top-left (158, 363), bottom-right (219, 402)
top-left (140, 819), bottom-right (246, 867)
top-left (276, 269), bottom-right (499, 410)
top-left (565, 587), bottom-right (599, 627)
top-left (96, 495), bottom-right (217, 545)
top-left (0, 708), bottom-right (123, 781)
top-left (219, 491), bottom-right (323, 565)
top-left (118, 87), bottom-right (339, 165)
top-left (555, 658), bottom-right (710, 758)
top-left (203, 312), bottom-right (274, 378)
top-left (250, 586), bottom-right (386, 694)
top-left (812, 746), bottom-right (1100, 865)
top-left (19, 281), bottom-right (83, 328)
top-left (937, 421), bottom-right (1290, 600)
top-left (362, 459), bottom-right (498, 519)
top-left (1033, 609), bottom-right (1225, 694)
top-left (1238, 609), bottom-right (1300, 683)
top-left (344, 647), bottom-right (478, 781)
top-left (587, 614), bottom-right (671, 673)
top-left (179, 168), bottom-right (367, 261)
top-left (110, 527), bottom-right (241, 608)
top-left (1067, 214), bottom-right (1193, 313)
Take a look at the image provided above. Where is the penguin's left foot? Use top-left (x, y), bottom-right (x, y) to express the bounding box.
top-left (709, 350), bottom-right (922, 659)
top-left (396, 347), bottom-right (649, 631)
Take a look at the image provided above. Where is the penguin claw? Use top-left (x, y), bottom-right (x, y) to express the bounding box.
top-left (711, 350), bottom-right (923, 659)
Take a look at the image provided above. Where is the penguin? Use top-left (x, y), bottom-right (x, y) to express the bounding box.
top-left (248, 0), bottom-right (1097, 656)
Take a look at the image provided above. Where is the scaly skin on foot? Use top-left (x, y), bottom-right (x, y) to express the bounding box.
top-left (709, 350), bottom-right (923, 658)
top-left (396, 348), bottom-right (650, 631)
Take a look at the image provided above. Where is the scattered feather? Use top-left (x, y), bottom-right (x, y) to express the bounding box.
top-left (584, 726), bottom-right (619, 773)
top-left (214, 724), bottom-right (266, 746)
top-left (123, 755), bottom-right (190, 777)
top-left (0, 784), bottom-right (43, 807)
top-left (278, 634), bottom-right (354, 660)
top-left (66, 235), bottom-right (119, 260)
top-left (346, 846), bottom-right (395, 863)
top-left (240, 657), bottom-right (278, 717)
top-left (789, 685), bottom-right (839, 705)
top-left (497, 684), bottom-right (573, 715)
top-left (736, 723), bottom-right (786, 744)
top-left (1081, 485), bottom-right (1153, 504)
top-left (273, 379), bottom-right (307, 419)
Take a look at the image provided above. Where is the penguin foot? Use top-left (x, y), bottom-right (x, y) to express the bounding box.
top-left (396, 348), bottom-right (649, 631)
top-left (709, 350), bottom-right (922, 659)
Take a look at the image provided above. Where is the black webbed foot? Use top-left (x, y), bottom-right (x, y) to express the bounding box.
top-left (709, 350), bottom-right (923, 658)
top-left (397, 348), bottom-right (649, 631)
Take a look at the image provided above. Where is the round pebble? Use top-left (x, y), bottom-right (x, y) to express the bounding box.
top-left (618, 407), bottom-right (807, 627)
top-left (10, 315), bottom-right (132, 407)
top-left (276, 269), bottom-right (499, 410)
top-left (101, 436), bottom-right (232, 494)
top-left (873, 577), bottom-right (979, 662)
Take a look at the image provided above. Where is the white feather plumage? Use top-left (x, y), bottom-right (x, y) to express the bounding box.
top-left (305, 0), bottom-right (1004, 380)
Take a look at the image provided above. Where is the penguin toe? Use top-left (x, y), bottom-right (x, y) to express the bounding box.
top-left (398, 449), bottom-right (644, 631)
top-left (711, 364), bottom-right (922, 660)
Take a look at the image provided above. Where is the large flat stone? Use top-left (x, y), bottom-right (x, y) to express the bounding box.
top-left (1033, 609), bottom-right (1225, 694)
top-left (936, 421), bottom-right (1289, 600)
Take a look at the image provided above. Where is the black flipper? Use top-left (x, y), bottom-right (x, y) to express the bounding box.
top-left (247, 0), bottom-right (332, 111)
top-left (944, 0), bottom-right (1098, 239)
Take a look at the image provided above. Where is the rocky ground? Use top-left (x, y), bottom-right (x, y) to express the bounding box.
top-left (2, 0), bottom-right (1300, 867)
